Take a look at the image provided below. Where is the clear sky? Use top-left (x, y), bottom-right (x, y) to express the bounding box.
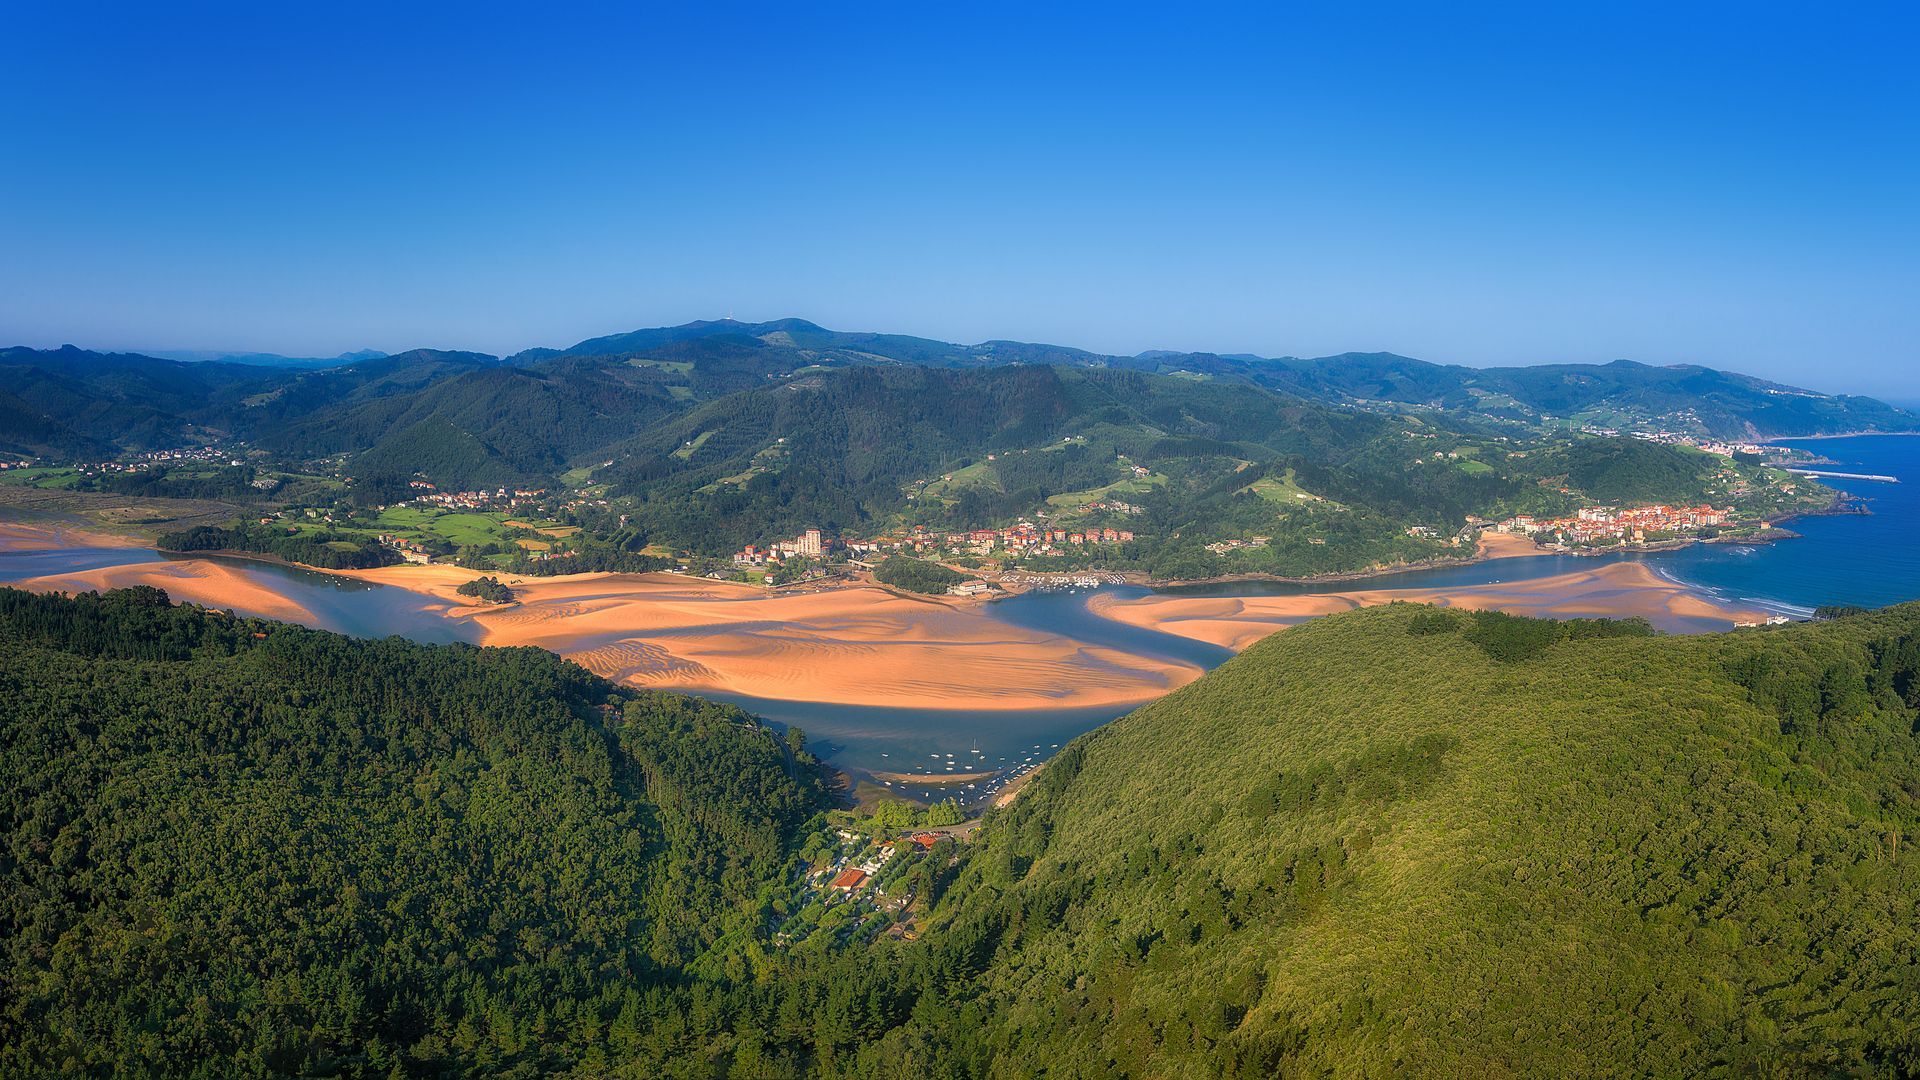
top-left (3, 2), bottom-right (1915, 396)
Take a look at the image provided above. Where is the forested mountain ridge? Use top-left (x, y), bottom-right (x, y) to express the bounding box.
top-left (254, 361), bottom-right (688, 489)
top-left (0, 346), bottom-right (273, 455)
top-left (147, 347), bottom-right (389, 369)
top-left (6, 587), bottom-right (1920, 1076)
top-left (1253, 353), bottom-right (1919, 440)
top-left (593, 364), bottom-right (1428, 554)
top-left (2, 334), bottom-right (1840, 578)
top-left (8, 319), bottom-right (1905, 469)
top-left (510, 318), bottom-right (1916, 440)
top-left (0, 345), bottom-right (505, 459)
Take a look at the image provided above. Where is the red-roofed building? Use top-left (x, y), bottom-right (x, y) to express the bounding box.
top-left (908, 833), bottom-right (943, 851)
top-left (830, 868), bottom-right (869, 890)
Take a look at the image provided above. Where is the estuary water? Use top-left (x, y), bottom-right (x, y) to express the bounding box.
top-left (0, 544), bottom-right (476, 643)
top-left (4, 434), bottom-right (1916, 793)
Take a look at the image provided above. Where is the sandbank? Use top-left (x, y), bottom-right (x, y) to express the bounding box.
top-left (1088, 562), bottom-right (1765, 651)
top-left (6, 530), bottom-right (1760, 716)
top-left (341, 567), bottom-right (1204, 711)
top-left (0, 519), bottom-right (143, 552)
top-left (870, 769), bottom-right (999, 785)
top-left (13, 559), bottom-right (317, 624)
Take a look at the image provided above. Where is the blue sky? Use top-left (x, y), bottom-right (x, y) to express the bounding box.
top-left (3, 2), bottom-right (1915, 395)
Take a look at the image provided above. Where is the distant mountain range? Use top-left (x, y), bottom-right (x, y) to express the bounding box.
top-left (145, 347), bottom-right (389, 369)
top-left (516, 317), bottom-right (1914, 443)
top-left (3, 320), bottom-right (1913, 485)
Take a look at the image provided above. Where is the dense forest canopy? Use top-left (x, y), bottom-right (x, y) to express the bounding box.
top-left (872, 555), bottom-right (967, 595)
top-left (0, 587), bottom-right (822, 1077)
top-left (6, 586), bottom-right (1920, 1075)
top-left (157, 522), bottom-right (402, 570)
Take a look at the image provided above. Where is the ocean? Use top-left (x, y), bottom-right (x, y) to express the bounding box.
top-left (1651, 435), bottom-right (1920, 615)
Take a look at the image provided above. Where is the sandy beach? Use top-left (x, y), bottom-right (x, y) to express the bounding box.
top-left (1087, 561), bottom-right (1765, 651)
top-left (1474, 531), bottom-right (1547, 559)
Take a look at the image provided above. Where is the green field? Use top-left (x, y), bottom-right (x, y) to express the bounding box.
top-left (370, 508), bottom-right (517, 546)
top-left (0, 467), bottom-right (83, 489)
top-left (1044, 471), bottom-right (1166, 513)
top-left (275, 507), bottom-right (570, 551)
top-left (703, 443), bottom-right (789, 492)
top-left (671, 430), bottom-right (715, 460)
top-left (625, 357), bottom-right (693, 374)
top-left (917, 459), bottom-right (1000, 499)
top-left (1242, 467), bottom-right (1319, 504)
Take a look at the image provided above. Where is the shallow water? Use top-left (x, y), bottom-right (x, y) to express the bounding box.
top-left (5, 435), bottom-right (1915, 790)
top-left (0, 546), bottom-right (477, 644)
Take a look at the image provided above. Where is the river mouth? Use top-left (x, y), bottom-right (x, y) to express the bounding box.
top-left (13, 432), bottom-right (1920, 808)
top-left (0, 533), bottom-right (1773, 799)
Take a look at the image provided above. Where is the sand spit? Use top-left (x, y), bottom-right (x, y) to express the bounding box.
top-left (14, 559), bottom-right (318, 625)
top-left (870, 769), bottom-right (1000, 786)
top-left (1088, 562), bottom-right (1766, 651)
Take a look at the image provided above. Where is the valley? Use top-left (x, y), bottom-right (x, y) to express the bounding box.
top-left (0, 516), bottom-right (1782, 793)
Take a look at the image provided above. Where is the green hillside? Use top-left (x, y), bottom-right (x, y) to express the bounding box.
top-left (907, 604), bottom-right (1920, 1075)
top-left (596, 363), bottom-right (1445, 555)
top-left (586, 364), bottom-right (1820, 577)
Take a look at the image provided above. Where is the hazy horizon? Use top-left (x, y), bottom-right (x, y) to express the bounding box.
top-left (4, 4), bottom-right (1914, 396)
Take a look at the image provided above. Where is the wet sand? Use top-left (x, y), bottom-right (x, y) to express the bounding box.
top-left (871, 769), bottom-right (1000, 785)
top-left (0, 520), bottom-right (142, 552)
top-left (343, 566), bottom-right (1207, 711)
top-left (1087, 562), bottom-right (1765, 651)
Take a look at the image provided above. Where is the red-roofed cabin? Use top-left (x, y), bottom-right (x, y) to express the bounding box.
top-left (909, 833), bottom-right (942, 851)
top-left (830, 868), bottom-right (869, 890)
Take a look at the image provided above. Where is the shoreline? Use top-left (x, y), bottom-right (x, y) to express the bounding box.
top-left (0, 516), bottom-right (1781, 718)
top-left (990, 533), bottom-right (1550, 594)
top-left (991, 761), bottom-right (1044, 808)
top-left (1762, 430), bottom-right (1920, 443)
top-left (19, 499), bottom-right (1833, 607)
top-left (1084, 561), bottom-right (1770, 652)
